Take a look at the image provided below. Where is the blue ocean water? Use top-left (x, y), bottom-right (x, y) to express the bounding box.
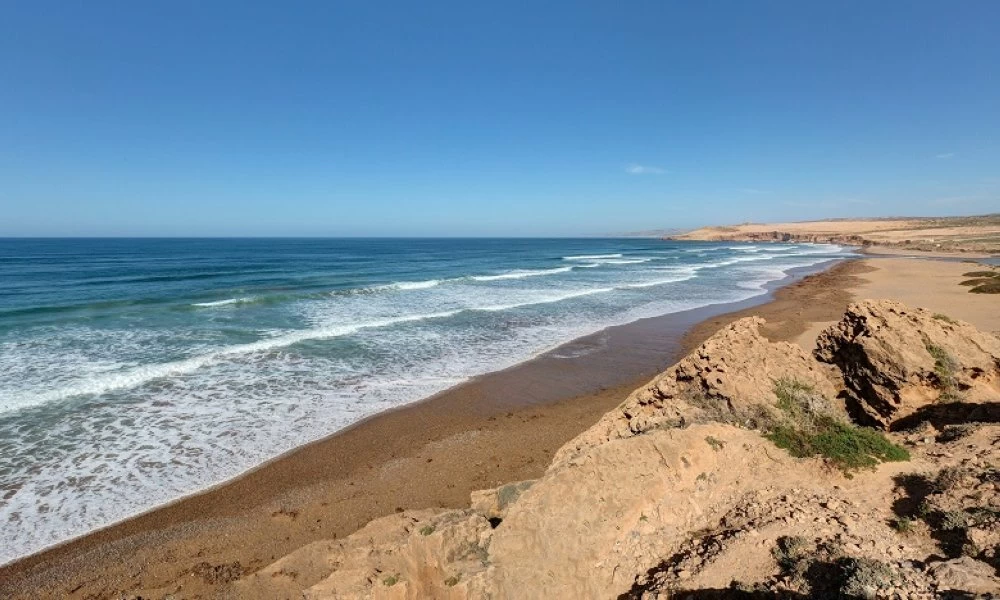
top-left (0, 238), bottom-right (851, 563)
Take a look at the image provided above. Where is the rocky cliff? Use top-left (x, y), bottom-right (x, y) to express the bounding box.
top-left (233, 300), bottom-right (1000, 599)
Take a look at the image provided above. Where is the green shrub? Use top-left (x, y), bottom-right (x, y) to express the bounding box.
top-left (444, 574), bottom-right (461, 587)
top-left (419, 525), bottom-right (435, 536)
top-left (767, 416), bottom-right (908, 476)
top-left (765, 378), bottom-right (909, 476)
top-left (941, 510), bottom-right (968, 531)
top-left (890, 517), bottom-right (914, 534)
top-left (383, 574), bottom-right (399, 586)
top-left (771, 535), bottom-right (810, 570)
top-left (839, 558), bottom-right (895, 597)
top-left (925, 342), bottom-right (960, 400)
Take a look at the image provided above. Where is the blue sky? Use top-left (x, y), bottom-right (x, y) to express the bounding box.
top-left (1, 1), bottom-right (997, 236)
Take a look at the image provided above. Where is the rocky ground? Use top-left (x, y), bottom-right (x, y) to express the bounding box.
top-left (225, 299), bottom-right (1000, 599)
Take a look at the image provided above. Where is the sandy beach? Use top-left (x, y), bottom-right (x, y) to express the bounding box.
top-left (2, 253), bottom-right (997, 599)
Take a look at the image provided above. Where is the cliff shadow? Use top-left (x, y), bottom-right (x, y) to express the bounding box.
top-left (890, 402), bottom-right (1000, 432)
top-left (890, 473), bottom-right (934, 519)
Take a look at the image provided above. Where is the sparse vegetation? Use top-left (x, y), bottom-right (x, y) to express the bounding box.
top-left (932, 312), bottom-right (957, 324)
top-left (941, 510), bottom-right (968, 531)
top-left (839, 557), bottom-right (896, 598)
top-left (419, 525), bottom-right (435, 536)
top-left (444, 574), bottom-right (460, 587)
top-left (768, 418), bottom-right (909, 475)
top-left (704, 435), bottom-right (726, 451)
top-left (924, 342), bottom-right (960, 401)
top-left (765, 379), bottom-right (909, 476)
top-left (383, 573), bottom-right (399, 586)
top-left (890, 516), bottom-right (914, 534)
top-left (771, 535), bottom-right (810, 571)
top-left (933, 465), bottom-right (967, 491)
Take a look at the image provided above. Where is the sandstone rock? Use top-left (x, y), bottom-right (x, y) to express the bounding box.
top-left (927, 556), bottom-right (1000, 595)
top-left (554, 317), bottom-right (839, 465)
top-left (815, 299), bottom-right (1000, 429)
top-left (231, 509), bottom-right (492, 599)
top-left (469, 480), bottom-right (534, 521)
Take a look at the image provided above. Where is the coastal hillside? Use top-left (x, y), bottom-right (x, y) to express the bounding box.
top-left (234, 300), bottom-right (1000, 599)
top-left (669, 215), bottom-right (1000, 254)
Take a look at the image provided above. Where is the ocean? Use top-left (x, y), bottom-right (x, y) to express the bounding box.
top-left (0, 237), bottom-right (851, 564)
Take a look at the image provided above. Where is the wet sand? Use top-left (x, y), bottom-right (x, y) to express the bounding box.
top-left (0, 259), bottom-right (871, 599)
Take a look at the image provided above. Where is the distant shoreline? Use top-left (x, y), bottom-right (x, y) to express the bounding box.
top-left (667, 214), bottom-right (1000, 256)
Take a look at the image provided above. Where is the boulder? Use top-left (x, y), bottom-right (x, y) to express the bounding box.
top-left (815, 300), bottom-right (1000, 429)
top-left (928, 557), bottom-right (1000, 596)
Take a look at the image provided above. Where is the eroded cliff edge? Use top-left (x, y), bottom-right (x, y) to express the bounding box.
top-left (234, 300), bottom-right (1000, 599)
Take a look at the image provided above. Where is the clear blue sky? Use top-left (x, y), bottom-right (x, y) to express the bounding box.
top-left (1, 1), bottom-right (997, 236)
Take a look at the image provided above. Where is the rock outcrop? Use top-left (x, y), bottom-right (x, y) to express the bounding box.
top-left (234, 301), bottom-right (1000, 599)
top-left (554, 316), bottom-right (839, 465)
top-left (815, 299), bottom-right (1000, 429)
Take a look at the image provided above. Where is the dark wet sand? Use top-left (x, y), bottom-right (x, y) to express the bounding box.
top-left (0, 259), bottom-right (872, 599)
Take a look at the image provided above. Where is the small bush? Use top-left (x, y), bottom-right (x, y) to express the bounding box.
top-left (383, 574), bottom-right (399, 586)
top-left (772, 535), bottom-right (810, 570)
top-left (934, 466), bottom-right (967, 492)
top-left (890, 516), bottom-right (914, 534)
top-left (767, 417), bottom-right (909, 476)
top-left (932, 313), bottom-right (957, 324)
top-left (704, 435), bottom-right (726, 451)
top-left (941, 510), bottom-right (968, 531)
top-left (766, 379), bottom-right (909, 476)
top-left (773, 378), bottom-right (830, 429)
top-left (419, 525), bottom-right (435, 536)
top-left (839, 557), bottom-right (895, 597)
top-left (444, 574), bottom-right (460, 587)
top-left (925, 342), bottom-right (960, 400)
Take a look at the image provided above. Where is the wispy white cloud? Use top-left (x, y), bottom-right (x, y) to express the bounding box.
top-left (625, 164), bottom-right (666, 175)
top-left (935, 152), bottom-right (956, 159)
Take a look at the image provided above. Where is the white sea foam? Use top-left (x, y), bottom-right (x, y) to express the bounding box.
top-left (475, 287), bottom-right (615, 312)
top-left (191, 297), bottom-right (255, 307)
top-left (562, 253), bottom-right (622, 260)
top-left (470, 266), bottom-right (573, 281)
top-left (592, 257), bottom-right (652, 265)
top-left (383, 279), bottom-right (441, 290)
top-left (1, 310), bottom-right (461, 413)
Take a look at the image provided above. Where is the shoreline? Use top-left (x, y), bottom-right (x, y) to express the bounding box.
top-left (1, 258), bottom-right (869, 598)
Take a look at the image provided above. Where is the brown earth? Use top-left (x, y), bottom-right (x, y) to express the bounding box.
top-left (669, 214), bottom-right (1000, 255)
